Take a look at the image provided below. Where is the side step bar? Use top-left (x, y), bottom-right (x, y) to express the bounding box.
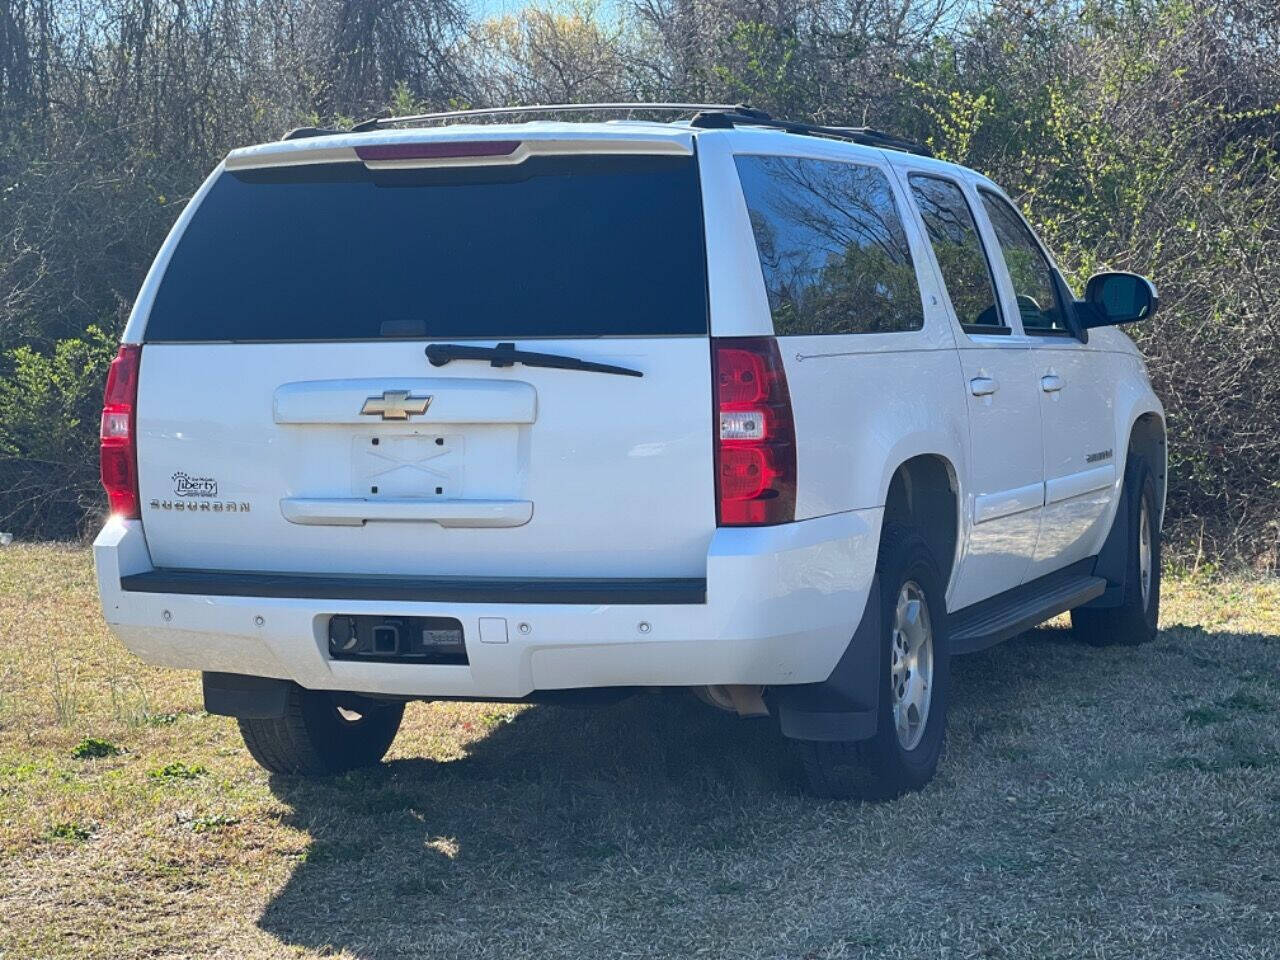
top-left (950, 561), bottom-right (1106, 655)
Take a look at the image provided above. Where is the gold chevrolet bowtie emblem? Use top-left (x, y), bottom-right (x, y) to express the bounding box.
top-left (360, 390), bottom-right (432, 421)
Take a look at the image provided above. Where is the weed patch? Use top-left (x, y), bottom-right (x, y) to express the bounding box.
top-left (71, 737), bottom-right (122, 760)
top-left (149, 761), bottom-right (207, 781)
top-left (184, 813), bottom-right (241, 833)
top-left (46, 821), bottom-right (92, 843)
top-left (1223, 690), bottom-right (1273, 714)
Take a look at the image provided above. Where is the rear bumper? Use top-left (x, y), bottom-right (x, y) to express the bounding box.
top-left (94, 510), bottom-right (881, 699)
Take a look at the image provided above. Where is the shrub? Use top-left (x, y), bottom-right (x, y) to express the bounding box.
top-left (0, 327), bottom-right (118, 539)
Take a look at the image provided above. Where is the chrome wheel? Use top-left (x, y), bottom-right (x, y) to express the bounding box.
top-left (1138, 496), bottom-right (1152, 610)
top-left (890, 581), bottom-right (934, 751)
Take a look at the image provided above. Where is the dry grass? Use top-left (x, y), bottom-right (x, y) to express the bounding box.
top-left (0, 543), bottom-right (1278, 959)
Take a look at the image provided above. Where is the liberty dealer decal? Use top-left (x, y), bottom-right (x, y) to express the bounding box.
top-left (147, 471), bottom-right (250, 513)
top-left (172, 471), bottom-right (217, 497)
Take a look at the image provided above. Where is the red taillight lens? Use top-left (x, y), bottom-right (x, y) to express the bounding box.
top-left (713, 337), bottom-right (796, 526)
top-left (716, 348), bottom-right (768, 405)
top-left (100, 345), bottom-right (142, 519)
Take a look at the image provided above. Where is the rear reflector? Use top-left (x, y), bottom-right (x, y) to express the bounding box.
top-left (713, 338), bottom-right (796, 526)
top-left (355, 141), bottom-right (521, 162)
top-left (100, 345), bottom-right (142, 519)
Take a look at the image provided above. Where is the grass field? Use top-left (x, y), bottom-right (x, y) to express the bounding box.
top-left (1, 543), bottom-right (1278, 959)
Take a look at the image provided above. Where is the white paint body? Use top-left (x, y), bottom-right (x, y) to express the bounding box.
top-left (95, 121), bottom-right (1164, 697)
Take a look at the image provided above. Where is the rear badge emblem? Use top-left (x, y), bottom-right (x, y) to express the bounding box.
top-left (361, 390), bottom-right (432, 421)
top-left (149, 499), bottom-right (250, 514)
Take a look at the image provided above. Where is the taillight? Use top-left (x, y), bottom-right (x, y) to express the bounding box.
top-left (713, 337), bottom-right (796, 526)
top-left (100, 345), bottom-right (142, 519)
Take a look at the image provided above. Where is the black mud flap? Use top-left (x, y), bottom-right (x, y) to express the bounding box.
top-left (203, 671), bottom-right (291, 719)
top-left (1085, 459), bottom-right (1133, 609)
top-left (769, 575), bottom-right (881, 742)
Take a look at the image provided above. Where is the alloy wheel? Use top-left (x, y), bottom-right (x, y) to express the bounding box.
top-left (890, 581), bottom-right (934, 751)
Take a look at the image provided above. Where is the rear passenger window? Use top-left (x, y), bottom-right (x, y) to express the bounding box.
top-left (978, 191), bottom-right (1068, 333)
top-left (908, 175), bottom-right (1002, 330)
top-left (735, 155), bottom-right (924, 336)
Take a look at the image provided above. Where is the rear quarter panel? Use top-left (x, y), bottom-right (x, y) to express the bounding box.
top-left (780, 341), bottom-right (968, 521)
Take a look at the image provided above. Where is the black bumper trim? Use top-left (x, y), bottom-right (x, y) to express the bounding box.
top-left (121, 568), bottom-right (707, 605)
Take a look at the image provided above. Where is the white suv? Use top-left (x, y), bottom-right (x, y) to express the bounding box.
top-left (94, 105), bottom-right (1165, 797)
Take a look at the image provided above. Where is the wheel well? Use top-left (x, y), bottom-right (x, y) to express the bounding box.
top-left (1128, 413), bottom-right (1167, 526)
top-left (883, 455), bottom-right (959, 588)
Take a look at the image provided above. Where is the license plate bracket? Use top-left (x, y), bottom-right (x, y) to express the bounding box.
top-left (354, 433), bottom-right (463, 499)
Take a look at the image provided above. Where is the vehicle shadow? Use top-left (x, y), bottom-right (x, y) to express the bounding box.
top-left (256, 690), bottom-right (797, 958)
top-left (255, 620), bottom-right (1247, 958)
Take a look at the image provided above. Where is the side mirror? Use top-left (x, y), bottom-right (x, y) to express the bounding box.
top-left (1082, 272), bottom-right (1159, 328)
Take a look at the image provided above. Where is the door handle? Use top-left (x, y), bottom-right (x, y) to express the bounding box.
top-left (969, 376), bottom-right (998, 397)
top-left (1041, 374), bottom-right (1064, 393)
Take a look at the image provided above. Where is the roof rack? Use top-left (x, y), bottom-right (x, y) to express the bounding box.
top-left (280, 103), bottom-right (755, 142)
top-left (350, 102), bottom-right (762, 131)
top-left (281, 102), bottom-right (931, 157)
top-left (688, 109), bottom-right (931, 156)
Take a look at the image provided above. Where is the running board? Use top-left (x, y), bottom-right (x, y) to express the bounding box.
top-left (949, 563), bottom-right (1106, 655)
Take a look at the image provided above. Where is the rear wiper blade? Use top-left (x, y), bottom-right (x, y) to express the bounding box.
top-left (425, 342), bottom-right (643, 378)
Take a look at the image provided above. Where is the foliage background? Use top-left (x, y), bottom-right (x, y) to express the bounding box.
top-left (0, 0), bottom-right (1277, 563)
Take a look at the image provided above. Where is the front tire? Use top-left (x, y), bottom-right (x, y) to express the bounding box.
top-left (1071, 455), bottom-right (1160, 646)
top-left (238, 686), bottom-right (404, 775)
top-left (798, 523), bottom-right (950, 799)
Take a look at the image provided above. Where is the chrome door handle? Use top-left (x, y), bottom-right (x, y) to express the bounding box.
top-left (1041, 374), bottom-right (1064, 393)
top-left (969, 377), bottom-right (998, 397)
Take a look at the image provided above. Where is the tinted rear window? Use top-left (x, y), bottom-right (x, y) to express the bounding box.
top-left (735, 154), bottom-right (924, 336)
top-left (144, 153), bottom-right (708, 341)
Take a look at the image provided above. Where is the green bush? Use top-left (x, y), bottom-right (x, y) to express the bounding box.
top-left (0, 327), bottom-right (118, 539)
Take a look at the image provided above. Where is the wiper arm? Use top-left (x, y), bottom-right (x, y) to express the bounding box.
top-left (425, 342), bottom-right (643, 378)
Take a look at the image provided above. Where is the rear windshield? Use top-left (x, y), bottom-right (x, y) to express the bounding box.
top-left (144, 153), bottom-right (708, 341)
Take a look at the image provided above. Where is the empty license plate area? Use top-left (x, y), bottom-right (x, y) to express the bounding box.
top-left (355, 433), bottom-right (463, 499)
top-left (328, 615), bottom-right (468, 665)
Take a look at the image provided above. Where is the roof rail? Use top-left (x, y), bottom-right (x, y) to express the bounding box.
top-left (350, 102), bottom-right (763, 132)
top-left (280, 102), bottom-right (931, 157)
top-left (280, 103), bottom-right (759, 141)
top-left (689, 109), bottom-right (931, 156)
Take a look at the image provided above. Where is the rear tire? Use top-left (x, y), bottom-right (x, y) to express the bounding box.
top-left (798, 523), bottom-right (950, 800)
top-left (238, 686), bottom-right (404, 775)
top-left (1071, 455), bottom-right (1160, 646)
